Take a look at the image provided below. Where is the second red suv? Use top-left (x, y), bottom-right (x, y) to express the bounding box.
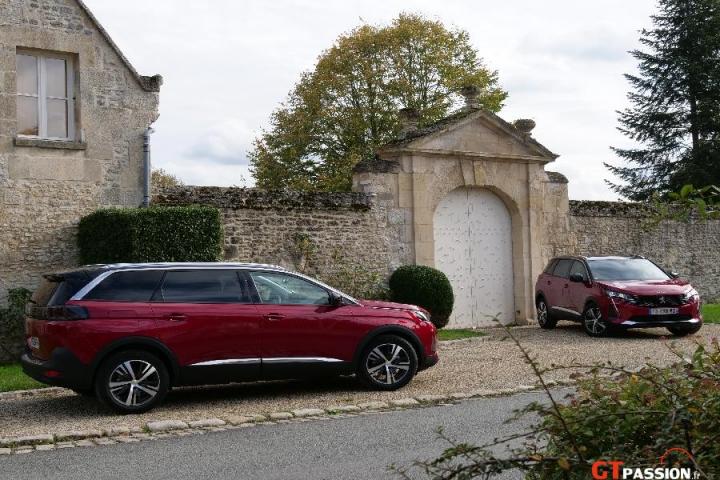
top-left (22, 263), bottom-right (438, 413)
top-left (535, 256), bottom-right (702, 337)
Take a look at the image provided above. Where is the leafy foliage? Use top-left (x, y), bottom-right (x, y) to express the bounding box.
top-left (607, 0), bottom-right (720, 200)
top-left (650, 184), bottom-right (720, 225)
top-left (397, 325), bottom-right (720, 479)
top-left (0, 289), bottom-right (32, 364)
top-left (78, 206), bottom-right (222, 264)
top-left (317, 250), bottom-right (389, 300)
top-left (151, 168), bottom-right (184, 191)
top-left (251, 13), bottom-right (507, 192)
top-left (389, 265), bottom-right (454, 329)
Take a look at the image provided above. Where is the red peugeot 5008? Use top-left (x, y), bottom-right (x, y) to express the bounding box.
top-left (535, 256), bottom-right (702, 337)
top-left (22, 263), bottom-right (438, 413)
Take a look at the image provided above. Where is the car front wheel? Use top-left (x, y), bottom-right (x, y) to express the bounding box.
top-left (95, 350), bottom-right (170, 414)
top-left (583, 303), bottom-right (609, 337)
top-left (357, 335), bottom-right (418, 391)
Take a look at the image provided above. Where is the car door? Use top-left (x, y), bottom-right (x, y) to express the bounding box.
top-left (248, 270), bottom-right (352, 378)
top-left (547, 259), bottom-right (573, 312)
top-left (567, 260), bottom-right (592, 315)
top-left (149, 269), bottom-right (261, 384)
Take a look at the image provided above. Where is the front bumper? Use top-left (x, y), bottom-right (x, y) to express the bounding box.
top-left (614, 318), bottom-right (702, 330)
top-left (21, 348), bottom-right (92, 390)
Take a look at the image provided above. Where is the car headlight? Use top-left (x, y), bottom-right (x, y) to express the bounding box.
top-left (413, 310), bottom-right (431, 323)
top-left (683, 288), bottom-right (700, 304)
top-left (605, 290), bottom-right (639, 303)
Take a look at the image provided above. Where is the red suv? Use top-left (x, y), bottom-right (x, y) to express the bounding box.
top-left (535, 256), bottom-right (702, 337)
top-left (22, 263), bottom-right (438, 413)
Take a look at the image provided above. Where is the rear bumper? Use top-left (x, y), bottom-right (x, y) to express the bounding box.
top-left (21, 348), bottom-right (92, 390)
top-left (614, 318), bottom-right (702, 330)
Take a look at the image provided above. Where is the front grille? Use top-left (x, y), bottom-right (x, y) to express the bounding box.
top-left (629, 314), bottom-right (692, 323)
top-left (635, 295), bottom-right (686, 307)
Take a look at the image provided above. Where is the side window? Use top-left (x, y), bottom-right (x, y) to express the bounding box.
top-left (552, 259), bottom-right (573, 279)
top-left (543, 259), bottom-right (558, 274)
top-left (154, 270), bottom-right (249, 304)
top-left (84, 271), bottom-right (163, 302)
top-left (569, 261), bottom-right (588, 279)
top-left (250, 272), bottom-right (330, 305)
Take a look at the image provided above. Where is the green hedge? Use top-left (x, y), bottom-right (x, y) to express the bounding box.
top-left (78, 206), bottom-right (223, 264)
top-left (388, 265), bottom-right (454, 329)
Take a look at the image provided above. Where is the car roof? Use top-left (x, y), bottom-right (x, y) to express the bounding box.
top-left (50, 262), bottom-right (289, 277)
top-left (551, 255), bottom-right (646, 262)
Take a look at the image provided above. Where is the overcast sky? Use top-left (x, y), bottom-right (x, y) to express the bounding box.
top-left (85, 0), bottom-right (658, 200)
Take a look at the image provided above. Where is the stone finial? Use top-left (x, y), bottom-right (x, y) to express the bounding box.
top-left (460, 85), bottom-right (481, 110)
top-left (513, 119), bottom-right (536, 136)
top-left (398, 107), bottom-right (420, 136)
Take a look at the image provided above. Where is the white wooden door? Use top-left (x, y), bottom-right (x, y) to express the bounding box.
top-left (433, 188), bottom-right (515, 327)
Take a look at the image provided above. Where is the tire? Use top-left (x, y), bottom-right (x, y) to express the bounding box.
top-left (667, 324), bottom-right (702, 337)
top-left (94, 350), bottom-right (170, 414)
top-left (357, 335), bottom-right (418, 391)
top-left (582, 302), bottom-right (609, 337)
top-left (536, 298), bottom-right (557, 329)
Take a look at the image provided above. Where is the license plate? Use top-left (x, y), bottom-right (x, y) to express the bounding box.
top-left (650, 308), bottom-right (679, 315)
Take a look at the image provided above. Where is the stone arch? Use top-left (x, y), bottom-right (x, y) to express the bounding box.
top-left (433, 186), bottom-right (518, 327)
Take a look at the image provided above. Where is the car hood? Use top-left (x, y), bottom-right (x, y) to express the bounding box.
top-left (595, 278), bottom-right (691, 295)
top-left (360, 299), bottom-right (424, 312)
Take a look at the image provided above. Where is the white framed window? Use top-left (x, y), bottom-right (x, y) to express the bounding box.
top-left (16, 50), bottom-right (76, 141)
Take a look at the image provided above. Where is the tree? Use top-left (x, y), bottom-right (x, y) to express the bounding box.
top-left (606, 0), bottom-right (720, 201)
top-left (250, 14), bottom-right (507, 191)
top-left (151, 168), bottom-right (184, 191)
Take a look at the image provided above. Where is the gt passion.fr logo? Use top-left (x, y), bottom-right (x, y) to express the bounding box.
top-left (591, 448), bottom-right (699, 480)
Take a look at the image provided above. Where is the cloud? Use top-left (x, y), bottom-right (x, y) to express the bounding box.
top-left (186, 119), bottom-right (256, 166)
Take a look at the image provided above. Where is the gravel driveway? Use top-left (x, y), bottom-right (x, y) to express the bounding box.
top-left (2, 323), bottom-right (718, 438)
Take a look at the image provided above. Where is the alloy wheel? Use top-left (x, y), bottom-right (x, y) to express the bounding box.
top-left (584, 306), bottom-right (606, 336)
top-left (365, 343), bottom-right (411, 386)
top-left (108, 360), bottom-right (161, 407)
top-left (537, 302), bottom-right (548, 326)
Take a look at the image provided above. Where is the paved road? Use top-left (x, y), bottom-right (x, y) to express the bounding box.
top-left (1, 390), bottom-right (569, 480)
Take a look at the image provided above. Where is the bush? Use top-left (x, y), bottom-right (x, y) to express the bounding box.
top-left (319, 251), bottom-right (389, 300)
top-left (78, 206), bottom-right (222, 264)
top-left (388, 265), bottom-right (454, 328)
top-left (0, 288), bottom-right (32, 364)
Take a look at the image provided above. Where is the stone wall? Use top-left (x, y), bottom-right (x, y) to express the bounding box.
top-left (567, 201), bottom-right (720, 302)
top-left (0, 0), bottom-right (160, 290)
top-left (153, 187), bottom-right (403, 295)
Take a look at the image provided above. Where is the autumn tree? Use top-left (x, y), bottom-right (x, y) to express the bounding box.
top-left (151, 168), bottom-right (184, 191)
top-left (250, 14), bottom-right (507, 191)
top-left (606, 0), bottom-right (720, 200)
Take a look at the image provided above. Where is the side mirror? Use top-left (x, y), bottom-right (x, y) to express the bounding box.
top-left (670, 271), bottom-right (680, 279)
top-left (569, 273), bottom-right (586, 283)
top-left (329, 293), bottom-right (344, 306)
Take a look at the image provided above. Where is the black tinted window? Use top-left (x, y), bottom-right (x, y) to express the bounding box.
top-left (552, 259), bottom-right (573, 278)
top-left (544, 259), bottom-right (558, 274)
top-left (85, 271), bottom-right (163, 302)
top-left (32, 273), bottom-right (91, 306)
top-left (587, 259), bottom-right (670, 281)
top-left (154, 270), bottom-right (250, 303)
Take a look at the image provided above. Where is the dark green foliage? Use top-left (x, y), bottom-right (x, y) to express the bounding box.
top-left (607, 0), bottom-right (720, 200)
top-left (0, 288), bottom-right (32, 364)
top-left (388, 265), bottom-right (454, 329)
top-left (78, 206), bottom-right (222, 264)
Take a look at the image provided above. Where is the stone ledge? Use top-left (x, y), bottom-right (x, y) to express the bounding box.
top-left (14, 137), bottom-right (87, 150)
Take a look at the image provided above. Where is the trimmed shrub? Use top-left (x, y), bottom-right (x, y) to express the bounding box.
top-left (388, 265), bottom-right (454, 329)
top-left (78, 206), bottom-right (223, 264)
top-left (0, 288), bottom-right (32, 364)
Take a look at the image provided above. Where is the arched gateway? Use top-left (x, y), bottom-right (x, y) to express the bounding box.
top-left (434, 188), bottom-right (514, 326)
top-left (352, 88), bottom-right (570, 327)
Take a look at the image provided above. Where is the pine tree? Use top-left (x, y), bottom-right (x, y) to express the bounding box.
top-left (606, 0), bottom-right (720, 200)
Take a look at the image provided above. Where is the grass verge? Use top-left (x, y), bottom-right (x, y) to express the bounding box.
top-left (703, 303), bottom-right (720, 324)
top-left (438, 328), bottom-right (486, 341)
top-left (0, 364), bottom-right (43, 393)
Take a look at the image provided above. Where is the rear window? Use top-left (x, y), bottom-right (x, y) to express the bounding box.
top-left (552, 259), bottom-right (573, 278)
top-left (153, 270), bottom-right (252, 303)
top-left (84, 270), bottom-right (164, 302)
top-left (587, 258), bottom-right (670, 281)
top-left (543, 259), bottom-right (558, 274)
top-left (31, 273), bottom-right (91, 307)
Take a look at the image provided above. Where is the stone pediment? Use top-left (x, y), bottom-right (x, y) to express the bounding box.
top-left (379, 108), bottom-right (558, 163)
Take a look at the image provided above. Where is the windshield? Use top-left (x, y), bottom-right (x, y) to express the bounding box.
top-left (587, 258), bottom-right (670, 281)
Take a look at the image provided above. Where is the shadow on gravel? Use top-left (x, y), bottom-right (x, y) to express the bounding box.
top-left (524, 321), bottom-right (681, 340)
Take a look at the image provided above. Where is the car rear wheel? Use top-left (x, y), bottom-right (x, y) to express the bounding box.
top-left (667, 324), bottom-right (702, 337)
top-left (582, 303), bottom-right (609, 337)
top-left (357, 335), bottom-right (418, 391)
top-left (536, 298), bottom-right (557, 329)
top-left (95, 350), bottom-right (169, 414)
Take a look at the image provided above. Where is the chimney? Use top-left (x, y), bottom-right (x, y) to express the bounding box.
top-left (513, 119), bottom-right (536, 137)
top-left (398, 107), bottom-right (420, 136)
top-left (460, 85), bottom-right (481, 110)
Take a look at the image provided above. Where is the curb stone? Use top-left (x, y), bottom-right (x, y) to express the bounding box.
top-left (2, 384), bottom-right (560, 455)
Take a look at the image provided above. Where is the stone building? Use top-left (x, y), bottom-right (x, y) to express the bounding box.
top-left (0, 0), bottom-right (161, 293)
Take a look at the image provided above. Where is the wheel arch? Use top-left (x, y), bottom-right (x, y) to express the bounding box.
top-left (352, 325), bottom-right (425, 368)
top-left (90, 337), bottom-right (180, 386)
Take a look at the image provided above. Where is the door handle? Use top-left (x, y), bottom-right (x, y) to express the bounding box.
top-left (265, 313), bottom-right (284, 321)
top-left (165, 313), bottom-right (186, 322)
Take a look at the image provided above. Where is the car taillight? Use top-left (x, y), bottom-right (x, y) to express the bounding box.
top-left (27, 305), bottom-right (89, 321)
